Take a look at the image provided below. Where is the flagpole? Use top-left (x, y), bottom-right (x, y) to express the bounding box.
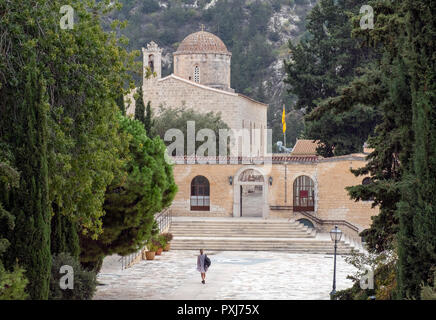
top-left (283, 104), bottom-right (286, 148)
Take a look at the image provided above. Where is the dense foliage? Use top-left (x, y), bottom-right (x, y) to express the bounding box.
top-left (0, 145), bottom-right (28, 300)
top-left (0, 0), bottom-right (176, 299)
top-left (284, 0), bottom-right (380, 156)
top-left (297, 0), bottom-right (435, 299)
top-left (80, 115), bottom-right (177, 272)
top-left (153, 107), bottom-right (230, 156)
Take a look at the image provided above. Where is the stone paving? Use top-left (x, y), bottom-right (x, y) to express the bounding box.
top-left (94, 250), bottom-right (356, 300)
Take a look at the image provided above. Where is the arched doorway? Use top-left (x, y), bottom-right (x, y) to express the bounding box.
top-left (233, 167), bottom-right (268, 218)
top-left (190, 175), bottom-right (210, 211)
top-left (293, 175), bottom-right (315, 212)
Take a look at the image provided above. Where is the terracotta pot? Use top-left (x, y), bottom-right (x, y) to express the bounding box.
top-left (163, 243), bottom-right (171, 251)
top-left (155, 247), bottom-right (163, 255)
top-left (145, 251), bottom-right (155, 260)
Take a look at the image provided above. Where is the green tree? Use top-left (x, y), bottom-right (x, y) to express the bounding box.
top-left (144, 101), bottom-right (155, 137)
top-left (134, 86), bottom-right (146, 125)
top-left (0, 57), bottom-right (51, 299)
top-left (0, 144), bottom-right (28, 300)
top-left (284, 0), bottom-right (378, 156)
top-left (395, 0), bottom-right (436, 299)
top-left (153, 106), bottom-right (230, 156)
top-left (309, 0), bottom-right (435, 299)
top-left (79, 115), bottom-right (177, 271)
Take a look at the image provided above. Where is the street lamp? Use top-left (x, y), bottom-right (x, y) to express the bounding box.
top-left (329, 225), bottom-right (342, 300)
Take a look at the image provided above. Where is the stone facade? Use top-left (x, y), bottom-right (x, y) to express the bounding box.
top-left (170, 154), bottom-right (378, 235)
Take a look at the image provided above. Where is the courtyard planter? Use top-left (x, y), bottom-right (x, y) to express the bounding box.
top-left (155, 247), bottom-right (163, 255)
top-left (163, 243), bottom-right (171, 251)
top-left (144, 251), bottom-right (155, 260)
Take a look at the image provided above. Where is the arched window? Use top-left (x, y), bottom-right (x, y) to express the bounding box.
top-left (194, 66), bottom-right (200, 83)
top-left (190, 176), bottom-right (210, 211)
top-left (293, 175), bottom-right (315, 212)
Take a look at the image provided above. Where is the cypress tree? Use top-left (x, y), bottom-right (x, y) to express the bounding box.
top-left (144, 101), bottom-right (154, 136)
top-left (134, 86), bottom-right (146, 125)
top-left (396, 0), bottom-right (436, 298)
top-left (5, 58), bottom-right (51, 299)
top-left (50, 213), bottom-right (80, 260)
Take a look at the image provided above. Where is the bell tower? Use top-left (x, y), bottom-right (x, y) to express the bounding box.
top-left (142, 41), bottom-right (162, 84)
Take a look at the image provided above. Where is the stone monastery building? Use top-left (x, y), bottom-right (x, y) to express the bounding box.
top-left (126, 30), bottom-right (379, 240)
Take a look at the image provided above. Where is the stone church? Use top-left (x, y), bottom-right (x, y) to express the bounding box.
top-left (126, 31), bottom-right (267, 155)
top-left (126, 30), bottom-right (379, 241)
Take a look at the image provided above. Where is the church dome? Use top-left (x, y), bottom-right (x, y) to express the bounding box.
top-left (175, 31), bottom-right (230, 55)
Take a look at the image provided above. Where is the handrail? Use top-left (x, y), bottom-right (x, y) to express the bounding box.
top-left (155, 207), bottom-right (172, 233)
top-left (298, 211), bottom-right (359, 232)
top-left (269, 205), bottom-right (359, 232)
top-left (119, 208), bottom-right (172, 270)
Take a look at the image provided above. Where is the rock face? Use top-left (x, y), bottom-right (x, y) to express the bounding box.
top-left (264, 1), bottom-right (317, 118)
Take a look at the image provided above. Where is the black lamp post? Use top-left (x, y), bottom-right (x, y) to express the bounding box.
top-left (329, 225), bottom-right (342, 300)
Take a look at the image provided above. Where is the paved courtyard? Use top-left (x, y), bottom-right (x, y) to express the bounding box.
top-left (94, 250), bottom-right (357, 300)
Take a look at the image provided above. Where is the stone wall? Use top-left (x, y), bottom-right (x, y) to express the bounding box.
top-left (170, 157), bottom-right (378, 232)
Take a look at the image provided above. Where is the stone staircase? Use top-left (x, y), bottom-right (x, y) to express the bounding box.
top-left (169, 218), bottom-right (356, 254)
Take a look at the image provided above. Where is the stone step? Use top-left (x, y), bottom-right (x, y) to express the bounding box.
top-left (170, 245), bottom-right (352, 254)
top-left (172, 233), bottom-right (315, 238)
top-left (164, 219), bottom-right (355, 253)
top-left (171, 240), bottom-right (350, 247)
top-left (170, 226), bottom-right (309, 231)
top-left (171, 222), bottom-right (306, 227)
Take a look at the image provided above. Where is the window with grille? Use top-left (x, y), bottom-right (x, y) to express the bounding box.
top-left (293, 175), bottom-right (315, 212)
top-left (194, 66), bottom-right (200, 83)
top-left (190, 175), bottom-right (210, 211)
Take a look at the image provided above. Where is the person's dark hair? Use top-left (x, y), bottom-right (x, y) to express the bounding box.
top-left (200, 249), bottom-right (203, 254)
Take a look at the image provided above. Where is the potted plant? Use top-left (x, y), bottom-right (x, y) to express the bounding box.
top-left (162, 232), bottom-right (173, 251)
top-left (155, 235), bottom-right (165, 255)
top-left (144, 238), bottom-right (158, 260)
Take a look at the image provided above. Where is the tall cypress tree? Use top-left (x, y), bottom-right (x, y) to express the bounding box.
top-left (5, 58), bottom-right (51, 299)
top-left (134, 86), bottom-right (146, 125)
top-left (396, 0), bottom-right (436, 298)
top-left (144, 101), bottom-right (154, 136)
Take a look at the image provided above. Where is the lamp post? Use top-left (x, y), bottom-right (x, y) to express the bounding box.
top-left (329, 225), bottom-right (342, 300)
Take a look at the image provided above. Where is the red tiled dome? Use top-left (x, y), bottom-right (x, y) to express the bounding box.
top-left (175, 31), bottom-right (230, 55)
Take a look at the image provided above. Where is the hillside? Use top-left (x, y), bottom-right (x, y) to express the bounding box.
top-left (107, 0), bottom-right (317, 148)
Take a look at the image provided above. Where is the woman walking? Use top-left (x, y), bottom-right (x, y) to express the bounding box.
top-left (197, 249), bottom-right (210, 284)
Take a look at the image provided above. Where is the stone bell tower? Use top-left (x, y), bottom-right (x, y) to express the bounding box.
top-left (142, 41), bottom-right (162, 84)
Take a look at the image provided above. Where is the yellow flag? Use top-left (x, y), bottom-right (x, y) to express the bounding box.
top-left (282, 105), bottom-right (286, 134)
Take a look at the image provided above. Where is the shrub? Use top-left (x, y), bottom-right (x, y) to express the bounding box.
top-left (146, 237), bottom-right (159, 252)
top-left (0, 264), bottom-right (29, 300)
top-left (161, 232), bottom-right (173, 243)
top-left (49, 253), bottom-right (96, 300)
top-left (157, 234), bottom-right (167, 248)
